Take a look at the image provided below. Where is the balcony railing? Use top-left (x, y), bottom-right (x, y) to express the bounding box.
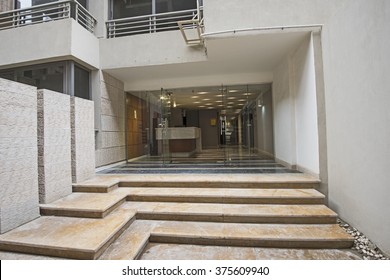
top-left (106, 8), bottom-right (199, 38)
top-left (0, 0), bottom-right (96, 33)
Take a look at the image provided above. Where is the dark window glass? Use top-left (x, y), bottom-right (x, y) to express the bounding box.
top-left (16, 64), bottom-right (65, 93)
top-left (156, 0), bottom-right (196, 14)
top-left (112, 0), bottom-right (152, 19)
top-left (74, 65), bottom-right (90, 100)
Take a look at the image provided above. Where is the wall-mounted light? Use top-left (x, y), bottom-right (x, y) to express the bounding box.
top-left (257, 99), bottom-right (263, 108)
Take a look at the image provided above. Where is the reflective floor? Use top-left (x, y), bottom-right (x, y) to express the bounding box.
top-left (98, 147), bottom-right (301, 174)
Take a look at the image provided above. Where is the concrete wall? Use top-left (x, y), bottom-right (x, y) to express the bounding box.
top-left (272, 58), bottom-right (296, 168)
top-left (0, 19), bottom-right (99, 70)
top-left (272, 35), bottom-right (320, 175)
top-left (95, 72), bottom-right (126, 167)
top-left (71, 97), bottom-right (95, 183)
top-left (37, 89), bottom-right (72, 204)
top-left (322, 0), bottom-right (390, 255)
top-left (0, 78), bottom-right (39, 233)
top-left (0, 0), bottom-right (13, 12)
top-left (199, 110), bottom-right (219, 149)
top-left (291, 35), bottom-right (320, 175)
top-left (100, 31), bottom-right (207, 70)
top-left (204, 0), bottom-right (346, 33)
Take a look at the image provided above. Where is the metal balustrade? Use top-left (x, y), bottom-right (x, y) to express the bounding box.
top-left (106, 8), bottom-right (200, 39)
top-left (0, 0), bottom-right (96, 33)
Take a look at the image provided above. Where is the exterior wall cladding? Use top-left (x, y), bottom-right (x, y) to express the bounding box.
top-left (0, 0), bottom-right (389, 255)
top-left (0, 79), bottom-right (40, 233)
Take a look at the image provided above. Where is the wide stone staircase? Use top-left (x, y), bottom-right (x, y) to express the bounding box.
top-left (0, 175), bottom-right (354, 259)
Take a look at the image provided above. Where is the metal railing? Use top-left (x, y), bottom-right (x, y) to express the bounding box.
top-left (106, 8), bottom-right (199, 38)
top-left (0, 0), bottom-right (96, 33)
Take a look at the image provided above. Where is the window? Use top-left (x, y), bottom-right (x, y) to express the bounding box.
top-left (111, 0), bottom-right (152, 19)
top-left (110, 0), bottom-right (196, 19)
top-left (0, 61), bottom-right (91, 100)
top-left (156, 0), bottom-right (196, 14)
top-left (74, 65), bottom-right (90, 100)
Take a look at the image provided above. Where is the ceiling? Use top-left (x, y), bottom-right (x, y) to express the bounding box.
top-left (129, 83), bottom-right (272, 116)
top-left (105, 31), bottom-right (310, 91)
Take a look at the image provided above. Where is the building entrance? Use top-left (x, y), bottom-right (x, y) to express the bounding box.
top-left (99, 83), bottom-right (300, 173)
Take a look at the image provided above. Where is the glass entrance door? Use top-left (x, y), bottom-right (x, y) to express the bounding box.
top-left (160, 89), bottom-right (172, 165)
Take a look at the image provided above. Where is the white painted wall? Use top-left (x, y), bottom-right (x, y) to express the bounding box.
top-left (0, 19), bottom-right (99, 69)
top-left (204, 0), bottom-right (346, 33)
top-left (322, 0), bottom-right (390, 255)
top-left (272, 58), bottom-right (296, 167)
top-left (100, 31), bottom-right (207, 70)
top-left (291, 35), bottom-right (320, 175)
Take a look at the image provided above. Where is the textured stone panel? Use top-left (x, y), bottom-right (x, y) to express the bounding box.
top-left (72, 97), bottom-right (95, 183)
top-left (0, 78), bottom-right (39, 233)
top-left (37, 90), bottom-right (72, 204)
top-left (95, 72), bottom-right (126, 167)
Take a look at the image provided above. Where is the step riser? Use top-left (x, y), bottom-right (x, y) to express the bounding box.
top-left (40, 198), bottom-right (126, 219)
top-left (119, 182), bottom-right (318, 189)
top-left (150, 235), bottom-right (354, 249)
top-left (137, 213), bottom-right (337, 224)
top-left (127, 196), bottom-right (324, 205)
top-left (94, 215), bottom-right (136, 260)
top-left (72, 184), bottom-right (118, 193)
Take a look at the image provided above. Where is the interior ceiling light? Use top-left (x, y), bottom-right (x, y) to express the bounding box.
top-left (238, 99), bottom-right (246, 102)
top-left (191, 96), bottom-right (199, 99)
top-left (244, 93), bottom-right (253, 96)
top-left (215, 100), bottom-right (223, 103)
top-left (205, 103), bottom-right (213, 106)
top-left (197, 91), bottom-right (209, 95)
top-left (202, 99), bottom-right (210, 101)
top-left (227, 97), bottom-right (236, 100)
top-left (193, 101), bottom-right (201, 104)
top-left (228, 90), bottom-right (240, 93)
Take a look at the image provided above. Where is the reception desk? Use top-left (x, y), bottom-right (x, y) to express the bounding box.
top-left (156, 127), bottom-right (202, 157)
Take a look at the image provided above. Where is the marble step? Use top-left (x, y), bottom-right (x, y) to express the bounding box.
top-left (125, 187), bottom-right (325, 204)
top-left (40, 189), bottom-right (129, 218)
top-left (149, 221), bottom-right (354, 250)
top-left (0, 206), bottom-right (136, 260)
top-left (40, 188), bottom-right (326, 219)
top-left (125, 202), bottom-right (337, 224)
top-left (99, 220), bottom-right (354, 259)
top-left (72, 174), bottom-right (320, 193)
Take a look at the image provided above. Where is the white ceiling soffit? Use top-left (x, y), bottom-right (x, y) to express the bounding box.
top-left (105, 31), bottom-right (310, 90)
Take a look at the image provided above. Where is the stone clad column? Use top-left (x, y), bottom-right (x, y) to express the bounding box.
top-left (37, 89), bottom-right (72, 204)
top-left (0, 78), bottom-right (40, 233)
top-left (71, 96), bottom-right (95, 183)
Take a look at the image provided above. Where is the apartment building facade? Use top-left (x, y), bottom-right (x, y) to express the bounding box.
top-left (0, 0), bottom-right (389, 255)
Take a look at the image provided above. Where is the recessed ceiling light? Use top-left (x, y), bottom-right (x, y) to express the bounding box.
top-left (191, 96), bottom-right (199, 99)
top-left (229, 90), bottom-right (240, 93)
top-left (238, 99), bottom-right (246, 102)
top-left (228, 102), bottom-right (234, 104)
top-left (207, 107), bottom-right (214, 109)
top-left (203, 99), bottom-right (210, 101)
top-left (199, 105), bottom-right (206, 108)
top-left (194, 101), bottom-right (201, 104)
top-left (197, 92), bottom-right (209, 95)
top-left (244, 93), bottom-right (253, 96)
top-left (227, 97), bottom-right (236, 100)
top-left (205, 103), bottom-right (213, 106)
top-left (216, 95), bottom-right (223, 97)
top-left (216, 100), bottom-right (223, 103)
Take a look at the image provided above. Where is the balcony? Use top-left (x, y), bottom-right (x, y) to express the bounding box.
top-left (106, 4), bottom-right (204, 45)
top-left (0, 0), bottom-right (96, 34)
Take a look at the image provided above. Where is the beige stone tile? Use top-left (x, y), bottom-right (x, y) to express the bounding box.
top-left (0, 207), bottom-right (136, 259)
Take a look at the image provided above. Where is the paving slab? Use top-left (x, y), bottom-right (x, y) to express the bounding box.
top-left (0, 206), bottom-right (136, 259)
top-left (124, 187), bottom-right (325, 204)
top-left (122, 202), bottom-right (337, 223)
top-left (140, 243), bottom-right (361, 260)
top-left (40, 188), bottom-right (130, 218)
top-left (150, 221), bottom-right (354, 249)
